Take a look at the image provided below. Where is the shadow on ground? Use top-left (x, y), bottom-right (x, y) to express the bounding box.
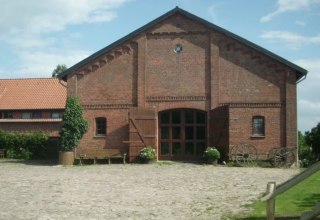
top-left (296, 193), bottom-right (320, 209)
top-left (0, 159), bottom-right (58, 166)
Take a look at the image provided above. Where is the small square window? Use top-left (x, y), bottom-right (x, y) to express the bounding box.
top-left (3, 112), bottom-right (13, 119)
top-left (96, 117), bottom-right (106, 136)
top-left (51, 112), bottom-right (62, 119)
top-left (252, 116), bottom-right (265, 136)
top-left (22, 113), bottom-right (32, 119)
top-left (33, 112), bottom-right (42, 119)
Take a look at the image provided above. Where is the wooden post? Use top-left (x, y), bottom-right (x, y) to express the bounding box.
top-left (266, 182), bottom-right (276, 220)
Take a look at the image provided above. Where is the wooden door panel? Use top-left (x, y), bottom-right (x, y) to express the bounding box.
top-left (128, 108), bottom-right (156, 161)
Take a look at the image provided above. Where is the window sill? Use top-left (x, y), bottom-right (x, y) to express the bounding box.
top-left (251, 135), bottom-right (265, 138)
top-left (93, 135), bottom-right (106, 138)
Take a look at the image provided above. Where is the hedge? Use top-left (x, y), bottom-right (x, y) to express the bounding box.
top-left (0, 130), bottom-right (49, 159)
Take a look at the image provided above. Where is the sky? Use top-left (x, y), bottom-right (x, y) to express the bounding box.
top-left (0, 0), bottom-right (319, 133)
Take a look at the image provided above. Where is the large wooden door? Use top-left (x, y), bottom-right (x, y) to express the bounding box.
top-left (159, 109), bottom-right (206, 161)
top-left (128, 108), bottom-right (157, 161)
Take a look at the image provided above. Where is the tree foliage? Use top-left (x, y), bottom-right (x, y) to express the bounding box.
top-left (298, 131), bottom-right (312, 164)
top-left (60, 96), bottom-right (88, 151)
top-left (52, 64), bottom-right (67, 78)
top-left (305, 122), bottom-right (320, 160)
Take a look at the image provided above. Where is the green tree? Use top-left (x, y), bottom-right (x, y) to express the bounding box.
top-left (298, 131), bottom-right (311, 161)
top-left (305, 122), bottom-right (320, 160)
top-left (60, 96), bottom-right (88, 152)
top-left (52, 64), bottom-right (67, 78)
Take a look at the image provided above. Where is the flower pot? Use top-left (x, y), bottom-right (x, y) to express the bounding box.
top-left (205, 158), bottom-right (218, 165)
top-left (139, 157), bottom-right (156, 164)
top-left (59, 151), bottom-right (75, 165)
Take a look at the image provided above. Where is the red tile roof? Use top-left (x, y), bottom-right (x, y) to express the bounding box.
top-left (0, 78), bottom-right (67, 110)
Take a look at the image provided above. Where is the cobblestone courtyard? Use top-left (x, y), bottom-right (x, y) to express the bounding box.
top-left (0, 160), bottom-right (299, 219)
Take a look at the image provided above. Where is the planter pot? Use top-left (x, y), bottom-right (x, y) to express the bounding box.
top-left (59, 151), bottom-right (75, 165)
top-left (205, 158), bottom-right (218, 165)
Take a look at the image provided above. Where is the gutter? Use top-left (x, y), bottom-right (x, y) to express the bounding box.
top-left (296, 71), bottom-right (307, 84)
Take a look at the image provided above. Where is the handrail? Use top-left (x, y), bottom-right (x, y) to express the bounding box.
top-left (261, 161), bottom-right (320, 202)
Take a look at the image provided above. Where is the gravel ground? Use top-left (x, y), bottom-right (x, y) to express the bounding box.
top-left (0, 160), bottom-right (299, 220)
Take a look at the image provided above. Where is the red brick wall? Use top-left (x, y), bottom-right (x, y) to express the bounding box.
top-left (150, 14), bottom-right (207, 33)
top-left (217, 36), bottom-right (286, 103)
top-left (285, 70), bottom-right (298, 151)
top-left (77, 109), bottom-right (129, 154)
top-left (77, 49), bottom-right (135, 105)
top-left (145, 33), bottom-right (209, 97)
top-left (228, 107), bottom-right (282, 159)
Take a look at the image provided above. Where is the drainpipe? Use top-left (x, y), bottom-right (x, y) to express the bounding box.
top-left (296, 71), bottom-right (307, 166)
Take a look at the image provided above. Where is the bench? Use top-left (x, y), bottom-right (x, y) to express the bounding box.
top-left (75, 148), bottom-right (126, 165)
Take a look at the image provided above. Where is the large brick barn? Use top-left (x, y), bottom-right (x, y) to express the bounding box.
top-left (59, 7), bottom-right (307, 162)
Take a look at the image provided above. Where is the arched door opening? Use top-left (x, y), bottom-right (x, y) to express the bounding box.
top-left (158, 109), bottom-right (207, 161)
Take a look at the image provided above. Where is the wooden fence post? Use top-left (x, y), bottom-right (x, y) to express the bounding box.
top-left (266, 182), bottom-right (276, 220)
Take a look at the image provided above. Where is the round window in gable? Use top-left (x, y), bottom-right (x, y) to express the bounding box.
top-left (174, 44), bottom-right (183, 54)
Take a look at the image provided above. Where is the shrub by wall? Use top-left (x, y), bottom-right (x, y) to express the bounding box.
top-left (0, 130), bottom-right (49, 159)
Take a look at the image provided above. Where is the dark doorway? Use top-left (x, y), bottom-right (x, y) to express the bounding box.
top-left (158, 109), bottom-right (206, 160)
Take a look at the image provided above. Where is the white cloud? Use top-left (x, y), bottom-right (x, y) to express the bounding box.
top-left (0, 49), bottom-right (89, 78)
top-left (261, 0), bottom-right (320, 22)
top-left (0, 0), bottom-right (130, 49)
top-left (261, 31), bottom-right (320, 49)
top-left (0, 0), bottom-right (130, 77)
top-left (0, 0), bottom-right (129, 36)
top-left (295, 20), bottom-right (306, 26)
top-left (5, 35), bottom-right (56, 49)
top-left (298, 100), bottom-right (320, 132)
top-left (296, 59), bottom-right (320, 132)
top-left (295, 59), bottom-right (320, 80)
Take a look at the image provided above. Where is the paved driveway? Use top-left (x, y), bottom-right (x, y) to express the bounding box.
top-left (0, 160), bottom-right (299, 219)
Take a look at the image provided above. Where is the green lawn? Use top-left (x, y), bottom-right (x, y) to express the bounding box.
top-left (245, 170), bottom-right (320, 219)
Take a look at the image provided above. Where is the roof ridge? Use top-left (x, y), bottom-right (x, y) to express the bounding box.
top-left (0, 77), bottom-right (57, 81)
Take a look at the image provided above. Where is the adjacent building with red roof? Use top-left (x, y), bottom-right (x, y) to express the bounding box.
top-left (0, 78), bottom-right (67, 137)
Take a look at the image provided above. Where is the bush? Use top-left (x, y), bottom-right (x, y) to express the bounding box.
top-left (0, 130), bottom-right (49, 159)
top-left (138, 146), bottom-right (156, 163)
top-left (203, 147), bottom-right (220, 164)
top-left (60, 96), bottom-right (88, 152)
